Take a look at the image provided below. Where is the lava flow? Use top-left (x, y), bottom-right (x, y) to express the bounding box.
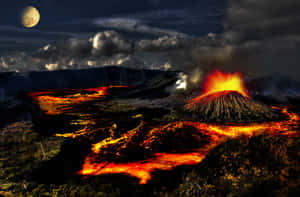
top-left (27, 86), bottom-right (129, 138)
top-left (27, 86), bottom-right (112, 115)
top-left (77, 107), bottom-right (299, 184)
top-left (27, 72), bottom-right (299, 185)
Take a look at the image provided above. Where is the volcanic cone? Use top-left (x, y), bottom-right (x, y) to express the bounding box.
top-left (185, 71), bottom-right (279, 123)
top-left (186, 90), bottom-right (279, 123)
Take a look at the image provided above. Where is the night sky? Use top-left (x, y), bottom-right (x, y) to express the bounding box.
top-left (0, 0), bottom-right (225, 51)
top-left (1, 1), bottom-right (300, 79)
top-left (0, 0), bottom-right (225, 30)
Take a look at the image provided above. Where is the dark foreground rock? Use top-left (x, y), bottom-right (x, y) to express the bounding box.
top-left (174, 135), bottom-right (299, 197)
top-left (1, 133), bottom-right (298, 197)
top-left (0, 66), bottom-right (179, 97)
top-left (0, 121), bottom-right (64, 195)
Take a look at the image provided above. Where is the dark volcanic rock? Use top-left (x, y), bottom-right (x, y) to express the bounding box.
top-left (142, 122), bottom-right (212, 153)
top-left (176, 135), bottom-right (300, 197)
top-left (186, 90), bottom-right (279, 123)
top-left (0, 67), bottom-right (179, 98)
top-left (0, 121), bottom-right (64, 193)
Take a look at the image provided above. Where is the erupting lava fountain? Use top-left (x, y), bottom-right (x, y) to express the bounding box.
top-left (185, 70), bottom-right (279, 122)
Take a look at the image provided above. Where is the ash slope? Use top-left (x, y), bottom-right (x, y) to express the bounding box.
top-left (186, 91), bottom-right (279, 123)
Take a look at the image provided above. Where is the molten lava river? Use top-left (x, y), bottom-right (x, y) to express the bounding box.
top-left (27, 72), bottom-right (300, 185)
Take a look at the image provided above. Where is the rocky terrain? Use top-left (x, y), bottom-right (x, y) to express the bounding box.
top-left (0, 67), bottom-right (299, 196)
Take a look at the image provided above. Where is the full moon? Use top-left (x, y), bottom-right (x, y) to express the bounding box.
top-left (21, 6), bottom-right (40, 28)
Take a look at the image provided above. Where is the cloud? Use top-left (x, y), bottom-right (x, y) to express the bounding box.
top-left (93, 17), bottom-right (188, 38)
top-left (136, 36), bottom-right (183, 51)
top-left (200, 0), bottom-right (300, 79)
top-left (1, 0), bottom-right (300, 81)
top-left (90, 31), bottom-right (133, 56)
top-left (225, 0), bottom-right (300, 41)
top-left (188, 38), bottom-right (300, 80)
top-left (0, 25), bottom-right (77, 37)
top-left (32, 30), bottom-right (186, 60)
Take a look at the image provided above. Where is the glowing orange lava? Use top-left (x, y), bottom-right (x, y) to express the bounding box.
top-left (77, 107), bottom-right (299, 184)
top-left (27, 86), bottom-right (112, 115)
top-left (188, 70), bottom-right (249, 104)
top-left (27, 84), bottom-right (299, 185)
top-left (79, 152), bottom-right (209, 184)
top-left (28, 86), bottom-right (129, 115)
top-left (27, 86), bottom-right (129, 138)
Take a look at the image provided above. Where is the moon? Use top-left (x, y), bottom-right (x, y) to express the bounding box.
top-left (21, 6), bottom-right (40, 28)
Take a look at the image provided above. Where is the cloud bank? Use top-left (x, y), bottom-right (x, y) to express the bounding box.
top-left (225, 0), bottom-right (300, 41)
top-left (186, 0), bottom-right (300, 79)
top-left (1, 0), bottom-right (299, 81)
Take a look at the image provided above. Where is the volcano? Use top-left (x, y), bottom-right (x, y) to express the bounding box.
top-left (21, 69), bottom-right (299, 188)
top-left (185, 71), bottom-right (279, 122)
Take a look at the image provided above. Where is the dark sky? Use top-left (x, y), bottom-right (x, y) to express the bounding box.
top-left (0, 0), bottom-right (224, 27)
top-left (0, 0), bottom-right (225, 52)
top-left (1, 0), bottom-right (299, 78)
